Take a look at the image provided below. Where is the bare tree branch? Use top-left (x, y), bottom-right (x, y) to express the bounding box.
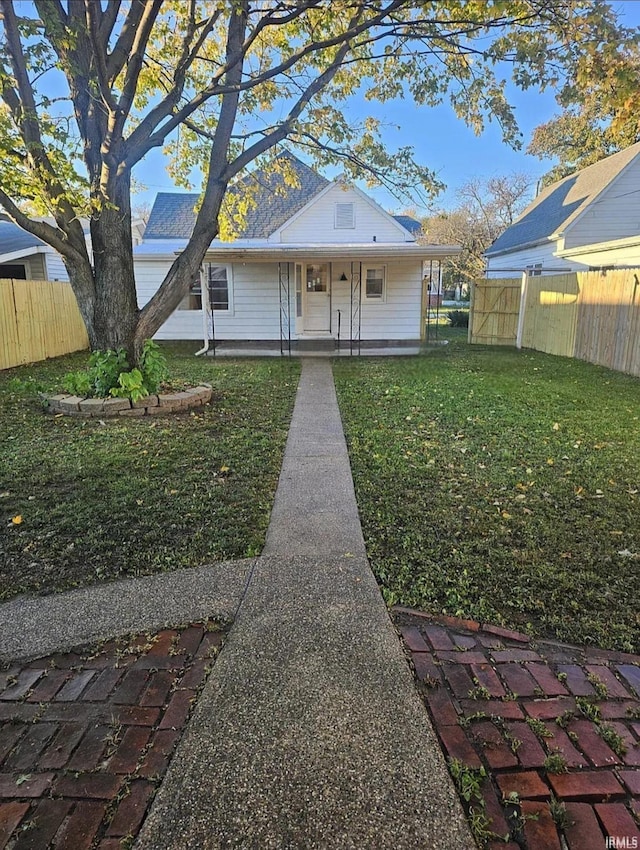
top-left (0, 0), bottom-right (87, 249)
top-left (105, 0), bottom-right (146, 81)
top-left (98, 0), bottom-right (122, 44)
top-left (0, 187), bottom-right (88, 266)
top-left (85, 0), bottom-right (119, 113)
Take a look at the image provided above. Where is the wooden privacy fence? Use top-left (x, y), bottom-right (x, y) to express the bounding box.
top-left (1, 278), bottom-right (89, 370)
top-left (470, 269), bottom-right (640, 378)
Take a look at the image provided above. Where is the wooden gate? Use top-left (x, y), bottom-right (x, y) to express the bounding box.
top-left (469, 279), bottom-right (520, 346)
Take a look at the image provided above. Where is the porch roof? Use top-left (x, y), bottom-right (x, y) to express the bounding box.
top-left (202, 241), bottom-right (460, 262)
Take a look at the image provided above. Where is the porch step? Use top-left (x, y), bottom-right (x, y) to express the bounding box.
top-left (295, 337), bottom-right (336, 352)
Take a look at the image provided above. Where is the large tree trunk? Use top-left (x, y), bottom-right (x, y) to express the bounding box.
top-left (133, 179), bottom-right (228, 353)
top-left (88, 171), bottom-right (140, 364)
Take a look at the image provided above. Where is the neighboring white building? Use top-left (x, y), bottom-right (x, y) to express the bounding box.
top-left (485, 141), bottom-right (640, 277)
top-left (0, 216), bottom-right (146, 281)
top-left (135, 153), bottom-right (459, 347)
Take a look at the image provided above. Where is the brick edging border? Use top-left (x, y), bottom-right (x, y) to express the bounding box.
top-left (40, 384), bottom-right (213, 417)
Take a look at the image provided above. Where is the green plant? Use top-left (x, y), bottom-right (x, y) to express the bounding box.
top-left (576, 697), bottom-right (601, 722)
top-left (543, 751), bottom-right (568, 774)
top-left (62, 370), bottom-right (92, 396)
top-left (467, 805), bottom-right (495, 846)
top-left (555, 710), bottom-right (575, 729)
top-left (549, 795), bottom-right (570, 830)
top-left (599, 724), bottom-right (627, 756)
top-left (526, 717), bottom-right (553, 739)
top-left (90, 348), bottom-right (130, 397)
top-left (138, 339), bottom-right (168, 392)
top-left (448, 758), bottom-right (487, 804)
top-left (447, 310), bottom-right (469, 328)
top-left (1, 349), bottom-right (300, 601)
top-left (110, 368), bottom-right (148, 403)
top-left (468, 679), bottom-right (491, 700)
top-left (458, 711), bottom-right (488, 728)
top-left (586, 672), bottom-right (608, 699)
top-left (60, 340), bottom-right (169, 402)
top-left (507, 734), bottom-right (522, 754)
top-left (7, 376), bottom-right (44, 395)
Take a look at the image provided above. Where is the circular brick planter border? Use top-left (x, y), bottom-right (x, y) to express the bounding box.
top-left (41, 384), bottom-right (213, 417)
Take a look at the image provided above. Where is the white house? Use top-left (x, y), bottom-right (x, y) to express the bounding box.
top-left (134, 153), bottom-right (459, 349)
top-left (485, 141), bottom-right (640, 277)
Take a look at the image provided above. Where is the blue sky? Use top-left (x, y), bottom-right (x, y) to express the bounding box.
top-left (134, 1), bottom-right (640, 218)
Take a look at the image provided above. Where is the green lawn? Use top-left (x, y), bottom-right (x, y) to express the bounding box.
top-left (334, 337), bottom-right (640, 653)
top-left (0, 347), bottom-right (300, 600)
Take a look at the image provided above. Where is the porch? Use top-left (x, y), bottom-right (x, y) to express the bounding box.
top-left (203, 339), bottom-right (423, 357)
top-left (198, 243), bottom-right (453, 353)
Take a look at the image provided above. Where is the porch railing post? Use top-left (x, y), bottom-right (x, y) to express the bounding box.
top-left (350, 261), bottom-right (362, 355)
top-left (278, 262), bottom-right (291, 356)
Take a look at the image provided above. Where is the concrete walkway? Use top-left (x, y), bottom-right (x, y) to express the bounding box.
top-left (136, 359), bottom-right (473, 849)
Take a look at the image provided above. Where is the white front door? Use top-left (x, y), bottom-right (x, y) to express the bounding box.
top-left (304, 262), bottom-right (330, 332)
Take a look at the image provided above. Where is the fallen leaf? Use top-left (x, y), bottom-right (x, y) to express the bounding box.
top-left (11, 515), bottom-right (22, 525)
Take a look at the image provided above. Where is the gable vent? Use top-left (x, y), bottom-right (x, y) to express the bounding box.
top-left (335, 202), bottom-right (355, 229)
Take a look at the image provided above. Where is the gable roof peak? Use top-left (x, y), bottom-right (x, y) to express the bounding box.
top-left (144, 152), bottom-right (329, 241)
top-left (486, 141), bottom-right (640, 257)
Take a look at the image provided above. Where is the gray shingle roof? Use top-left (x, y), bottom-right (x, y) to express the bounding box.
top-left (393, 214), bottom-right (422, 236)
top-left (144, 152), bottom-right (329, 240)
top-left (0, 220), bottom-right (45, 257)
top-left (486, 141), bottom-right (640, 257)
top-left (143, 194), bottom-right (199, 240)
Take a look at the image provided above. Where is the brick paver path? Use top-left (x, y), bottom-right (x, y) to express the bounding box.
top-left (0, 622), bottom-right (224, 849)
top-left (3, 606), bottom-right (638, 849)
top-left (395, 607), bottom-right (640, 850)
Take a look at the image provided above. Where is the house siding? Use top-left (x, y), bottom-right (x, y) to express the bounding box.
top-left (329, 260), bottom-right (422, 340)
top-left (278, 184), bottom-right (408, 244)
top-left (563, 242), bottom-right (640, 268)
top-left (43, 252), bottom-right (69, 281)
top-left (136, 259), bottom-right (286, 340)
top-left (135, 257), bottom-right (422, 341)
top-left (17, 252), bottom-right (47, 280)
top-left (486, 242), bottom-right (578, 277)
top-left (564, 157), bottom-right (640, 249)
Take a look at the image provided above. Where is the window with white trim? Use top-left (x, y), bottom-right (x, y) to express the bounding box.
top-left (335, 202), bottom-right (355, 229)
top-left (364, 265), bottom-right (386, 300)
top-left (178, 264), bottom-right (232, 311)
top-left (526, 263), bottom-right (542, 277)
top-left (208, 264), bottom-right (230, 310)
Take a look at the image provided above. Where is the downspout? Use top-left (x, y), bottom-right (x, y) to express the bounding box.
top-left (195, 265), bottom-right (211, 356)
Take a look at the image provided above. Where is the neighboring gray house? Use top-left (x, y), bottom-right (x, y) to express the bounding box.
top-left (0, 219), bottom-right (68, 280)
top-left (135, 152), bottom-right (457, 346)
top-left (0, 216), bottom-right (146, 281)
top-left (485, 141), bottom-right (640, 276)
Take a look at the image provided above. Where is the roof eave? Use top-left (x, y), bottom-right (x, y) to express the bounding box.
top-left (202, 243), bottom-right (460, 261)
top-left (485, 235), bottom-right (557, 259)
top-left (557, 233), bottom-right (640, 257)
top-left (0, 245), bottom-right (48, 263)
